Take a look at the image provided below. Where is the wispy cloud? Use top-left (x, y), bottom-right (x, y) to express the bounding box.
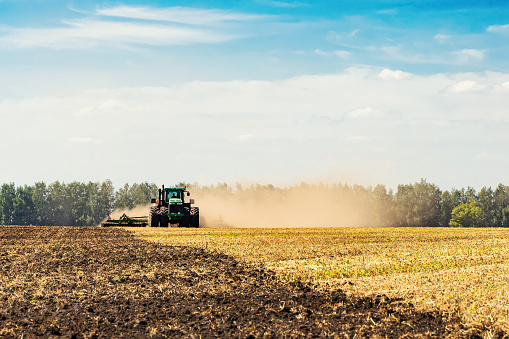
top-left (314, 49), bottom-right (350, 59)
top-left (0, 19), bottom-right (235, 49)
top-left (0, 5), bottom-right (272, 49)
top-left (95, 5), bottom-right (269, 25)
top-left (434, 34), bottom-right (451, 43)
top-left (487, 24), bottom-right (509, 33)
top-left (453, 49), bottom-right (486, 63)
top-left (257, 0), bottom-right (308, 8)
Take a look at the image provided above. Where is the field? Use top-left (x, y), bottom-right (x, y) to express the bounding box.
top-left (1, 226), bottom-right (507, 338)
top-left (130, 226), bottom-right (509, 337)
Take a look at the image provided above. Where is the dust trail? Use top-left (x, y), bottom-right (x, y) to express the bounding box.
top-left (193, 185), bottom-right (375, 228)
top-left (102, 184), bottom-right (376, 228)
top-left (102, 204), bottom-right (151, 223)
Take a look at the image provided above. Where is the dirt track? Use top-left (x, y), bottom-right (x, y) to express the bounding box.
top-left (0, 226), bottom-right (498, 338)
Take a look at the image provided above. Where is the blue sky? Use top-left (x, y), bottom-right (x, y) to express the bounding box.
top-left (1, 0), bottom-right (509, 190)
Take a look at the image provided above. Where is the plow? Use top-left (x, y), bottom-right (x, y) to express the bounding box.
top-left (101, 213), bottom-right (148, 227)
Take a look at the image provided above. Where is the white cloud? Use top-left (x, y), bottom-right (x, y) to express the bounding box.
top-left (434, 34), bottom-right (451, 43)
top-left (0, 19), bottom-right (235, 49)
top-left (454, 49), bottom-right (486, 62)
top-left (96, 6), bottom-right (268, 25)
top-left (257, 0), bottom-right (308, 8)
top-left (314, 49), bottom-right (350, 59)
top-left (445, 80), bottom-right (487, 93)
top-left (378, 68), bottom-right (412, 80)
top-left (314, 49), bottom-right (327, 56)
top-left (377, 9), bottom-right (397, 15)
top-left (2, 68), bottom-right (509, 188)
top-left (349, 29), bottom-right (360, 37)
top-left (333, 50), bottom-right (350, 59)
top-left (0, 5), bottom-right (270, 49)
top-left (487, 24), bottom-right (509, 33)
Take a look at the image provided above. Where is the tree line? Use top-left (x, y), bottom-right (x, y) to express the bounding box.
top-left (0, 179), bottom-right (508, 227)
top-left (0, 181), bottom-right (157, 226)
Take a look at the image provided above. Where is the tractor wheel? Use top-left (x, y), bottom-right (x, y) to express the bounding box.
top-left (190, 207), bottom-right (200, 228)
top-left (180, 207), bottom-right (190, 228)
top-left (149, 206), bottom-right (160, 227)
top-left (160, 207), bottom-right (169, 227)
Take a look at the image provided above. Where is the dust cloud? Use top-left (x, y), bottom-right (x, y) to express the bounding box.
top-left (104, 184), bottom-right (377, 228)
top-left (106, 204), bottom-right (151, 220)
top-left (193, 185), bottom-right (375, 228)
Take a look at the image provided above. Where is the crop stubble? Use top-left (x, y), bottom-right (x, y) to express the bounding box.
top-left (131, 227), bottom-right (509, 336)
top-left (0, 226), bottom-right (494, 338)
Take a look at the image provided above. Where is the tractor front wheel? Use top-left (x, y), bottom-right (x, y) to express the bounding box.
top-left (160, 207), bottom-right (169, 227)
top-left (149, 206), bottom-right (160, 227)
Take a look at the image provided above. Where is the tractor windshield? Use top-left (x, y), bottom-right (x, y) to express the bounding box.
top-left (166, 190), bottom-right (182, 200)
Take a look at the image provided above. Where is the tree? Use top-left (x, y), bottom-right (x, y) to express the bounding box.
top-left (0, 183), bottom-right (16, 224)
top-left (440, 190), bottom-right (454, 227)
top-left (478, 187), bottom-right (496, 227)
top-left (33, 182), bottom-right (49, 225)
top-left (494, 184), bottom-right (509, 227)
top-left (114, 184), bottom-right (134, 210)
top-left (449, 201), bottom-right (482, 227)
top-left (131, 182), bottom-right (158, 206)
top-left (12, 185), bottom-right (36, 225)
top-left (47, 181), bottom-right (66, 225)
top-left (395, 179), bottom-right (441, 227)
top-left (97, 180), bottom-right (115, 221)
top-left (413, 179), bottom-right (442, 227)
top-left (372, 184), bottom-right (395, 226)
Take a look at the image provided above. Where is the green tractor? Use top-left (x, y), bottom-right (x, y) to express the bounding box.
top-left (149, 185), bottom-right (199, 228)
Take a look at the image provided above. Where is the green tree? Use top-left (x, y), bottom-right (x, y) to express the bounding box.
top-left (440, 190), bottom-right (454, 227)
top-left (494, 184), bottom-right (509, 227)
top-left (33, 182), bottom-right (49, 225)
top-left (12, 185), bottom-right (36, 225)
top-left (47, 181), bottom-right (66, 225)
top-left (0, 183), bottom-right (16, 224)
top-left (478, 187), bottom-right (496, 227)
top-left (131, 182), bottom-right (158, 206)
top-left (395, 183), bottom-right (415, 227)
top-left (395, 179), bottom-right (441, 227)
top-left (449, 201), bottom-right (482, 227)
top-left (97, 180), bottom-right (115, 221)
top-left (114, 183), bottom-right (134, 209)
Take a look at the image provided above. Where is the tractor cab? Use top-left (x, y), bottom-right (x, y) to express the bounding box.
top-left (165, 189), bottom-right (184, 202)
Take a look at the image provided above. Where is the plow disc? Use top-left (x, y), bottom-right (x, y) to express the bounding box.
top-left (101, 213), bottom-right (148, 227)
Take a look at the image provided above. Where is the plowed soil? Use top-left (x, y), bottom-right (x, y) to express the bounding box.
top-left (0, 226), bottom-right (496, 338)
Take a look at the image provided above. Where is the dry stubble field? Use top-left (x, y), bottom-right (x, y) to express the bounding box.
top-left (1, 225), bottom-right (508, 338)
top-left (131, 226), bottom-right (509, 337)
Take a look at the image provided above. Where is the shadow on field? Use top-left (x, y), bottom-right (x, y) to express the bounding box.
top-left (0, 227), bottom-right (502, 338)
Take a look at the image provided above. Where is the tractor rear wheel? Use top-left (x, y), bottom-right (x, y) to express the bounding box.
top-left (190, 207), bottom-right (199, 228)
top-left (160, 207), bottom-right (169, 227)
top-left (149, 206), bottom-right (160, 227)
top-left (180, 207), bottom-right (190, 228)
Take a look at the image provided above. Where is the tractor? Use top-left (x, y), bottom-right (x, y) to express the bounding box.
top-left (149, 185), bottom-right (199, 227)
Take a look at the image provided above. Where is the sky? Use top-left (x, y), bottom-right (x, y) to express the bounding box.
top-left (1, 0), bottom-right (508, 190)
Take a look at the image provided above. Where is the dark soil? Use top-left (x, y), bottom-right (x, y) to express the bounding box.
top-left (0, 226), bottom-right (503, 338)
